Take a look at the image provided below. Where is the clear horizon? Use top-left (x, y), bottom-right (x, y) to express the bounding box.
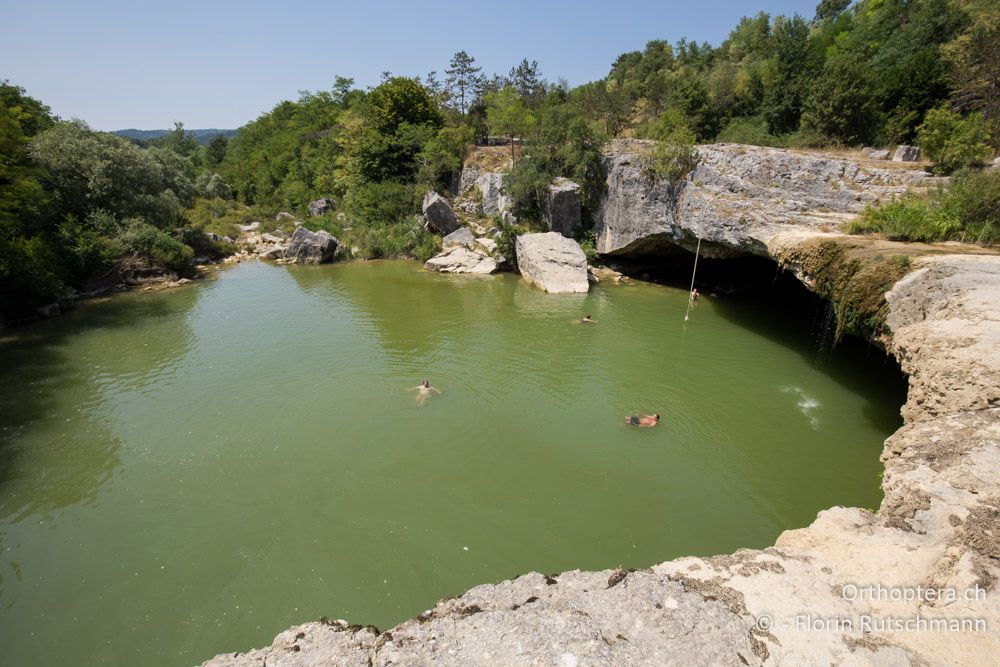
top-left (2, 0), bottom-right (820, 131)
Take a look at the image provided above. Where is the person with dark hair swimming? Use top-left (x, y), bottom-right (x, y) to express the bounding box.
top-left (625, 413), bottom-right (660, 427)
top-left (409, 379), bottom-right (441, 406)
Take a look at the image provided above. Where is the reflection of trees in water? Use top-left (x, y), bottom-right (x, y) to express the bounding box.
top-left (0, 286), bottom-right (201, 521)
top-left (285, 261), bottom-right (517, 363)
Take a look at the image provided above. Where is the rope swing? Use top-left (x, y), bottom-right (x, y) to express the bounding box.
top-left (683, 235), bottom-right (702, 322)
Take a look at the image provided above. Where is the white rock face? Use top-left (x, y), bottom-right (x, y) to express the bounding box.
top-left (423, 247), bottom-right (498, 274)
top-left (892, 144), bottom-right (921, 162)
top-left (595, 141), bottom-right (937, 258)
top-left (476, 172), bottom-right (515, 223)
top-left (515, 232), bottom-right (589, 293)
top-left (542, 177), bottom-right (582, 236)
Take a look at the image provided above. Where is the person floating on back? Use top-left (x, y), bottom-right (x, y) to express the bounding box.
top-left (626, 413), bottom-right (660, 427)
top-left (410, 379), bottom-right (441, 406)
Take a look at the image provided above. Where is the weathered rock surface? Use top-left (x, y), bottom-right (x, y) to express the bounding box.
top-left (459, 165), bottom-right (481, 192)
top-left (893, 145), bottom-right (921, 162)
top-left (276, 211), bottom-right (297, 224)
top-left (308, 198), bottom-right (336, 217)
top-left (595, 141), bottom-right (937, 258)
top-left (542, 177), bottom-right (582, 236)
top-left (475, 172), bottom-right (515, 223)
top-left (867, 149), bottom-right (890, 160)
top-left (422, 191), bottom-right (461, 235)
top-left (283, 227), bottom-right (339, 264)
top-left (442, 226), bottom-right (476, 250)
top-left (515, 232), bottom-right (589, 293)
top-left (423, 246), bottom-right (498, 274)
top-left (236, 221), bottom-right (260, 233)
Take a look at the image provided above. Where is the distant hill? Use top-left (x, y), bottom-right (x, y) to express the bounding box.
top-left (113, 128), bottom-right (238, 145)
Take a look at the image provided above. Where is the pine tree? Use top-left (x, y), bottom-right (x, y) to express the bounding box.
top-left (445, 50), bottom-right (483, 115)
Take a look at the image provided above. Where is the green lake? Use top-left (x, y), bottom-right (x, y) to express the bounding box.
top-left (0, 260), bottom-right (906, 665)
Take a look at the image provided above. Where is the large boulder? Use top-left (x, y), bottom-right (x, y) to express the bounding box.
top-left (515, 232), bottom-right (589, 293)
top-left (442, 227), bottom-right (476, 250)
top-left (283, 227), bottom-right (339, 264)
top-left (308, 198), bottom-right (336, 217)
top-left (422, 192), bottom-right (461, 235)
top-left (892, 145), bottom-right (921, 162)
top-left (542, 177), bottom-right (582, 236)
top-left (424, 247), bottom-right (498, 274)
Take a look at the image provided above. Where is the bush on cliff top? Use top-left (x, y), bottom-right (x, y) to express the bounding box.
top-left (848, 169), bottom-right (1000, 245)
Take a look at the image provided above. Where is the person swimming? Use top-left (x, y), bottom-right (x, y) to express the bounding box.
top-left (410, 379), bottom-right (441, 406)
top-left (625, 413), bottom-right (660, 427)
top-left (579, 314), bottom-right (594, 324)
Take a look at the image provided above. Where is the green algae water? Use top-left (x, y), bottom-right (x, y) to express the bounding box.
top-left (0, 260), bottom-right (905, 665)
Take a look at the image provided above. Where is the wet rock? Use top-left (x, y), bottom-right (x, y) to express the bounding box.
top-left (542, 177), bottom-right (582, 236)
top-left (892, 145), bottom-right (921, 162)
top-left (515, 232), bottom-right (589, 293)
top-left (283, 227), bottom-right (339, 264)
top-left (424, 247), bottom-right (498, 274)
top-left (422, 192), bottom-right (461, 235)
top-left (308, 198), bottom-right (336, 217)
top-left (36, 303), bottom-right (60, 318)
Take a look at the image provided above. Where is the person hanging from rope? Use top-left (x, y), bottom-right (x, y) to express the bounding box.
top-left (690, 288), bottom-right (699, 302)
top-left (625, 413), bottom-right (660, 428)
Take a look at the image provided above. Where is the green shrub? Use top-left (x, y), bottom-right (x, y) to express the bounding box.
top-left (917, 108), bottom-right (992, 175)
top-left (716, 117), bottom-right (788, 147)
top-left (848, 169), bottom-right (1000, 244)
top-left (118, 219), bottom-right (193, 271)
top-left (184, 197), bottom-right (260, 239)
top-left (640, 128), bottom-right (699, 184)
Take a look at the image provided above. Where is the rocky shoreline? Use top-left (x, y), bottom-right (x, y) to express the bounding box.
top-left (196, 144), bottom-right (995, 665)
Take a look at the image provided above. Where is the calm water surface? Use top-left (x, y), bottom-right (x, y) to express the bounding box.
top-left (0, 260), bottom-right (905, 665)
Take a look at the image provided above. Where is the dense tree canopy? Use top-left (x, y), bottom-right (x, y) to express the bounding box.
top-left (2, 0), bottom-right (998, 320)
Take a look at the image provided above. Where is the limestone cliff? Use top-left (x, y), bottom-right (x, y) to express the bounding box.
top-left (595, 140), bottom-right (936, 258)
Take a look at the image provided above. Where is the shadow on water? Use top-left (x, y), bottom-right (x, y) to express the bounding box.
top-left (613, 251), bottom-right (909, 434)
top-left (0, 287), bottom-right (201, 519)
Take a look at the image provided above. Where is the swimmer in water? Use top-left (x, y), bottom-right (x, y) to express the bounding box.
top-left (579, 314), bottom-right (595, 324)
top-left (410, 379), bottom-right (441, 406)
top-left (625, 413), bottom-right (660, 428)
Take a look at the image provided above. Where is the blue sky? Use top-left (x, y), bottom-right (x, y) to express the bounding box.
top-left (1, 0), bottom-right (820, 130)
